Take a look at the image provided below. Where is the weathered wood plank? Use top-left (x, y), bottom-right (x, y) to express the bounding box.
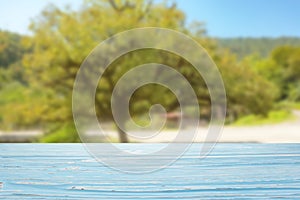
top-left (0, 144), bottom-right (300, 199)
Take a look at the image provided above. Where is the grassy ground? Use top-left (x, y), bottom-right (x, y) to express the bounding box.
top-left (291, 102), bottom-right (300, 110)
top-left (232, 110), bottom-right (295, 126)
top-left (232, 101), bottom-right (300, 126)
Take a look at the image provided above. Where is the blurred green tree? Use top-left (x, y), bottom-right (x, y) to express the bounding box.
top-left (0, 31), bottom-right (40, 131)
top-left (214, 51), bottom-right (278, 122)
top-left (250, 46), bottom-right (300, 102)
top-left (271, 46), bottom-right (300, 101)
top-left (22, 0), bottom-right (278, 142)
top-left (23, 0), bottom-right (191, 142)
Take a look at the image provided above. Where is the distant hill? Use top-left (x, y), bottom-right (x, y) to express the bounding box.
top-left (0, 30), bottom-right (25, 68)
top-left (217, 37), bottom-right (300, 59)
top-left (1, 30), bottom-right (300, 65)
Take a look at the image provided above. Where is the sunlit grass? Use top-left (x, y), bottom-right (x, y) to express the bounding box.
top-left (232, 110), bottom-right (295, 126)
top-left (291, 102), bottom-right (300, 110)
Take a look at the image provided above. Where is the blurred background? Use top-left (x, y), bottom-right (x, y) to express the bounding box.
top-left (0, 0), bottom-right (299, 142)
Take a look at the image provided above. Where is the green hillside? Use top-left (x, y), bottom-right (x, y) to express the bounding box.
top-left (217, 37), bottom-right (300, 59)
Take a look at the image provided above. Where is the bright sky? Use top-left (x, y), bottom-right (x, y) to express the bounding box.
top-left (1, 0), bottom-right (300, 38)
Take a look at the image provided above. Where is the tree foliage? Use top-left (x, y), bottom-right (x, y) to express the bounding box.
top-left (23, 0), bottom-right (191, 142)
top-left (244, 46), bottom-right (300, 102)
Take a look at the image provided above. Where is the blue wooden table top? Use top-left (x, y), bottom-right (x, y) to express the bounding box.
top-left (1, 144), bottom-right (300, 199)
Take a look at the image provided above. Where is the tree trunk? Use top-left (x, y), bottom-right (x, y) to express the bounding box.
top-left (113, 94), bottom-right (129, 143)
top-left (116, 121), bottom-right (129, 143)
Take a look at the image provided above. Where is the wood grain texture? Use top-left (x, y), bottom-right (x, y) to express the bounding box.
top-left (1, 144), bottom-right (300, 199)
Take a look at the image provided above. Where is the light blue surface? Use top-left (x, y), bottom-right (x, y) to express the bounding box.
top-left (1, 144), bottom-right (300, 199)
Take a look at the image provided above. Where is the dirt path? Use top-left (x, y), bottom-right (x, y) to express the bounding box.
top-left (123, 110), bottom-right (300, 143)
